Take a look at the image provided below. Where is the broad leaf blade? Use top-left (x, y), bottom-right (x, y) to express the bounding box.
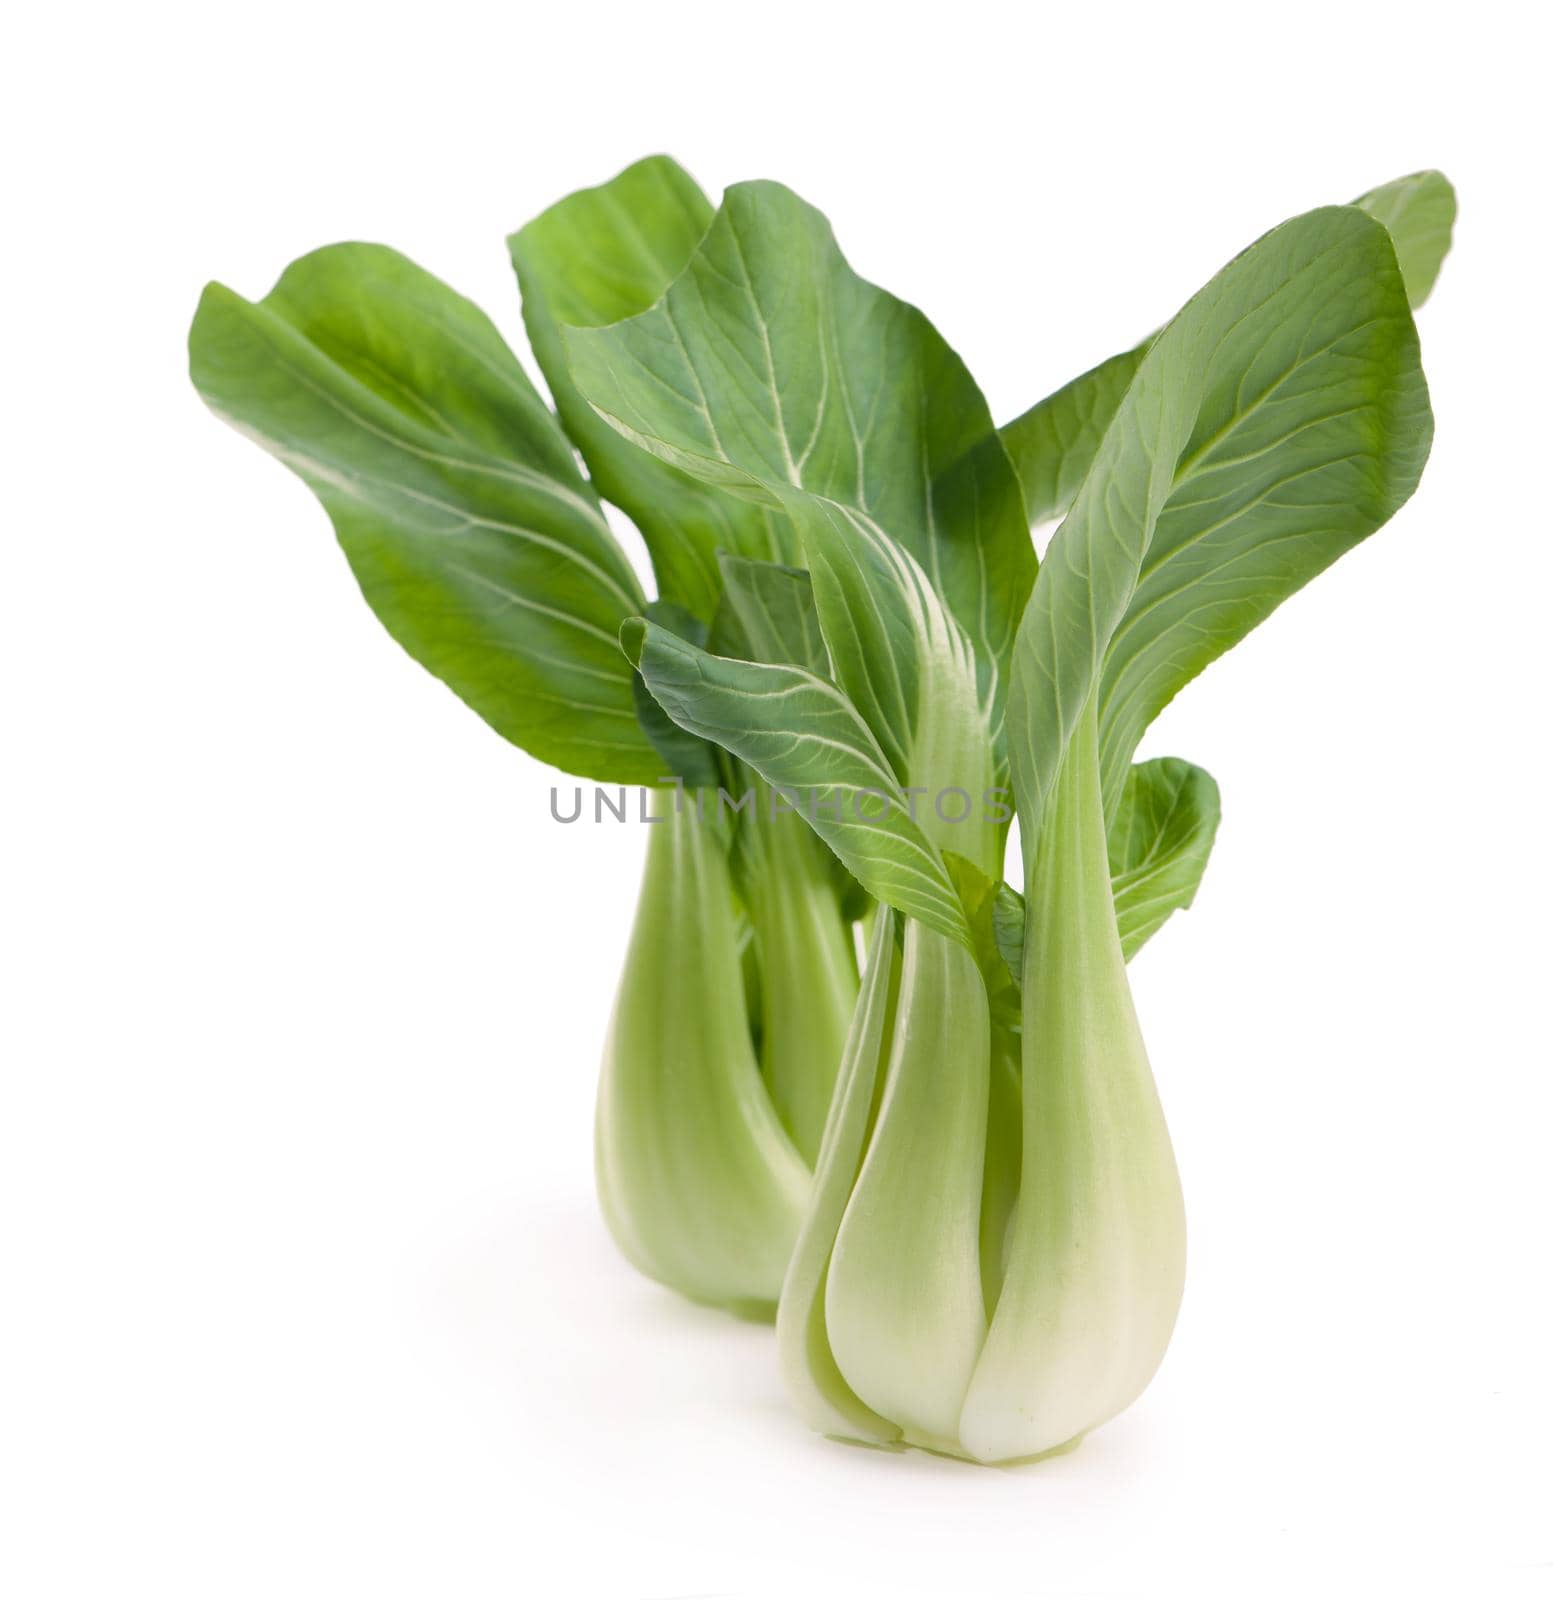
top-left (565, 180), bottom-right (1035, 790)
top-left (510, 156), bottom-right (796, 620)
top-left (1108, 758), bottom-right (1221, 959)
top-left (1091, 210), bottom-right (1432, 815)
top-left (624, 618), bottom-right (970, 948)
top-left (1009, 206), bottom-right (1431, 865)
top-left (998, 170), bottom-right (1453, 531)
top-left (189, 245), bottom-right (657, 782)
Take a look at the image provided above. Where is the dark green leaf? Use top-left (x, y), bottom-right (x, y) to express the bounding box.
top-left (510, 156), bottom-right (798, 620)
top-left (564, 181), bottom-right (1035, 789)
top-left (998, 170), bottom-right (1453, 532)
top-left (189, 245), bottom-right (657, 782)
top-left (1009, 206), bottom-right (1431, 869)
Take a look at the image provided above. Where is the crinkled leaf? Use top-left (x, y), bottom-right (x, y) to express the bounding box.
top-left (1009, 206), bottom-right (1431, 869)
top-left (510, 156), bottom-right (797, 620)
top-left (188, 245), bottom-right (657, 782)
top-left (565, 180), bottom-right (1035, 788)
top-left (623, 618), bottom-right (969, 948)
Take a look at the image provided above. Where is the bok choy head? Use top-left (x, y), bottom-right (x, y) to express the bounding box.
top-left (587, 174), bottom-right (1451, 1459)
top-left (186, 158), bottom-right (864, 1316)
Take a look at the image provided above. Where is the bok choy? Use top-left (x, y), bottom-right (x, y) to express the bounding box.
top-left (188, 159), bottom-right (861, 1315)
top-left (576, 173), bottom-right (1451, 1460)
top-left (187, 158), bottom-right (1452, 1457)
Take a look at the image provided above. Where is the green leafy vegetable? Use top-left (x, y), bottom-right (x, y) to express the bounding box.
top-left (191, 159), bottom-right (1453, 1456)
top-left (1007, 204), bottom-right (1431, 849)
top-left (189, 164), bottom-right (860, 1317)
top-left (601, 180), bottom-right (1447, 1461)
top-left (563, 180), bottom-right (1036, 799)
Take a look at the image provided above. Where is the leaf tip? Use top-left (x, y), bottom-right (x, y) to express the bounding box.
top-left (619, 616), bottom-right (648, 667)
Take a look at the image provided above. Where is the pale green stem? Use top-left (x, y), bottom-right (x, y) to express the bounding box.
top-left (742, 808), bottom-right (860, 1166)
top-left (978, 1035), bottom-right (1023, 1320)
top-left (776, 909), bottom-right (902, 1443)
top-left (596, 787), bottom-right (809, 1316)
top-left (824, 918), bottom-right (990, 1453)
top-left (959, 695), bottom-right (1186, 1461)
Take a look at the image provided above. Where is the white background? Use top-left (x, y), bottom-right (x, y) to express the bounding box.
top-left (5, 3), bottom-right (1550, 1597)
